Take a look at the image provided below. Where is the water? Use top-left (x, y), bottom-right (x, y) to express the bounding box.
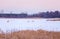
top-left (0, 18), bottom-right (60, 32)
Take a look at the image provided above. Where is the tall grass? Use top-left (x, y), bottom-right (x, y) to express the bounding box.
top-left (0, 29), bottom-right (60, 39)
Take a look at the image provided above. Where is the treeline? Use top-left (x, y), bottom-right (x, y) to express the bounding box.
top-left (0, 13), bottom-right (28, 18)
top-left (0, 11), bottom-right (60, 18)
top-left (38, 11), bottom-right (60, 18)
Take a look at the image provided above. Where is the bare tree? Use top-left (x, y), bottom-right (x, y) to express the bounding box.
top-left (0, 10), bottom-right (4, 14)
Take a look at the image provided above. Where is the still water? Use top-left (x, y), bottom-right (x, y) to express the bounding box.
top-left (0, 18), bottom-right (60, 32)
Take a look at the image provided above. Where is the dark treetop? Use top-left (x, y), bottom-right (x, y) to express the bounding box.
top-left (0, 11), bottom-right (60, 18)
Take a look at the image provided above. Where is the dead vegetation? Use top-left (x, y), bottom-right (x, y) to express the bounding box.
top-left (47, 18), bottom-right (60, 21)
top-left (0, 30), bottom-right (60, 39)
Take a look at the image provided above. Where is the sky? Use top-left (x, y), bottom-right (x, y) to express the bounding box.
top-left (0, 0), bottom-right (60, 14)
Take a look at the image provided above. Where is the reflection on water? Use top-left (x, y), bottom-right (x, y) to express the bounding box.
top-left (0, 18), bottom-right (60, 32)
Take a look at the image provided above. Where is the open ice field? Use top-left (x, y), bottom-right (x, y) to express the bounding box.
top-left (0, 18), bottom-right (60, 32)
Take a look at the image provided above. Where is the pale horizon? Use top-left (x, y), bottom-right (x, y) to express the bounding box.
top-left (0, 0), bottom-right (60, 14)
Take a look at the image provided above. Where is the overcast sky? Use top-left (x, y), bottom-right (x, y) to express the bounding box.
top-left (0, 0), bottom-right (60, 14)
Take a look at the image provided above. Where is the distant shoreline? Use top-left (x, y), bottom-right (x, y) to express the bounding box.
top-left (0, 18), bottom-right (60, 19)
top-left (0, 18), bottom-right (60, 21)
top-left (47, 18), bottom-right (60, 21)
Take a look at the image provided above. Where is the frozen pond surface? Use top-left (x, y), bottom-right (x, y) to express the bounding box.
top-left (0, 18), bottom-right (60, 32)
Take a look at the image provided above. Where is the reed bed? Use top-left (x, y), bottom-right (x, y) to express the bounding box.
top-left (0, 29), bottom-right (60, 39)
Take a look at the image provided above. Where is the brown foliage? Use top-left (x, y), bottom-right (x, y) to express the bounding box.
top-left (0, 30), bottom-right (60, 39)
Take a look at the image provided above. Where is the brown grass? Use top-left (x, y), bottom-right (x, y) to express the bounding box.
top-left (47, 18), bottom-right (60, 21)
top-left (0, 30), bottom-right (60, 39)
